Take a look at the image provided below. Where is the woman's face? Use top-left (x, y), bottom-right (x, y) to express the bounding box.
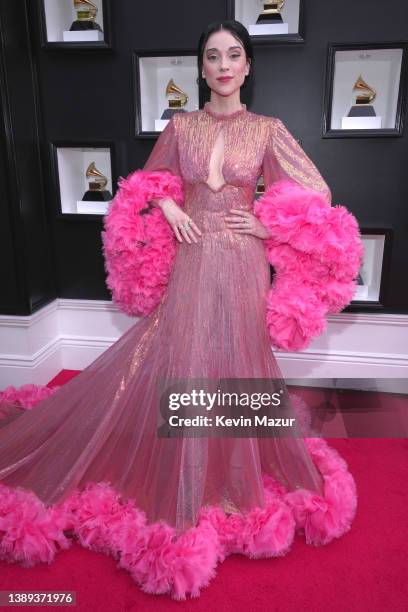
top-left (202, 29), bottom-right (250, 98)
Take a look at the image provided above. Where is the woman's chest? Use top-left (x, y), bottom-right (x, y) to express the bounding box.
top-left (176, 115), bottom-right (270, 191)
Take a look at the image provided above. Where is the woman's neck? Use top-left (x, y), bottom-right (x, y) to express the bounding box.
top-left (207, 94), bottom-right (243, 116)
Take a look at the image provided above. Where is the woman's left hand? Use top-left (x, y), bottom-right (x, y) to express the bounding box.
top-left (224, 209), bottom-right (272, 239)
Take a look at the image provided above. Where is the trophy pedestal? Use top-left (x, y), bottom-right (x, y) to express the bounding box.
top-left (69, 20), bottom-right (102, 31)
top-left (341, 116), bottom-right (382, 129)
top-left (160, 108), bottom-right (186, 119)
top-left (348, 105), bottom-right (376, 117)
top-left (248, 23), bottom-right (289, 35)
top-left (77, 200), bottom-right (111, 215)
top-left (63, 30), bottom-right (104, 42)
top-left (82, 189), bottom-right (112, 201)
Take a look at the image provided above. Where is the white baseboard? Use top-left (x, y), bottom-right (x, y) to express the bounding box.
top-left (0, 299), bottom-right (134, 387)
top-left (0, 300), bottom-right (407, 391)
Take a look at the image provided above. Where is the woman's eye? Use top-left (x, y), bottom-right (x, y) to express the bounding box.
top-left (207, 54), bottom-right (241, 60)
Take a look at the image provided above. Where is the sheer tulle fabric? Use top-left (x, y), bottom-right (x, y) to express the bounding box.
top-left (0, 105), bottom-right (356, 599)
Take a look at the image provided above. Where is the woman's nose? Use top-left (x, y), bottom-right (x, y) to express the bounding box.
top-left (220, 56), bottom-right (230, 71)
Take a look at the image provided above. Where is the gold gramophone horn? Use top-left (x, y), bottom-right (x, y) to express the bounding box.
top-left (353, 74), bottom-right (376, 104)
top-left (74, 0), bottom-right (98, 20)
top-left (86, 162), bottom-right (108, 190)
top-left (165, 78), bottom-right (188, 107)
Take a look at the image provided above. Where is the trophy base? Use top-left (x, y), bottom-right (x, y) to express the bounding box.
top-left (341, 115), bottom-right (382, 129)
top-left (160, 108), bottom-right (187, 119)
top-left (77, 200), bottom-right (110, 215)
top-left (82, 190), bottom-right (113, 202)
top-left (248, 23), bottom-right (289, 35)
top-left (63, 30), bottom-right (104, 41)
top-left (256, 14), bottom-right (283, 24)
top-left (348, 105), bottom-right (376, 117)
top-left (70, 20), bottom-right (103, 32)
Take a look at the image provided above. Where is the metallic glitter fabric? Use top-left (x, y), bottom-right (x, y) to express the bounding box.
top-left (0, 102), bottom-right (331, 534)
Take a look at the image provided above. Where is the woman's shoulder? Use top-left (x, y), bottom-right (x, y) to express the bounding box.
top-left (246, 109), bottom-right (280, 125)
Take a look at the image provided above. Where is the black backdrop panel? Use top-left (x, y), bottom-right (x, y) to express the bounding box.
top-left (1, 0), bottom-right (408, 314)
top-left (0, 1), bottom-right (56, 315)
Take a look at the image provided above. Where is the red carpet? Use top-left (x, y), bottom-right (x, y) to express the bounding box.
top-left (1, 370), bottom-right (407, 611)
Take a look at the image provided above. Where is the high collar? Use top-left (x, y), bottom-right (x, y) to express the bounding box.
top-left (203, 101), bottom-right (247, 120)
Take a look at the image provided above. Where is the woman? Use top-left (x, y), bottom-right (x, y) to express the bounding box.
top-left (0, 20), bottom-right (361, 600)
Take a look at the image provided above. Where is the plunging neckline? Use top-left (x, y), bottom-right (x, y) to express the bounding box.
top-left (202, 103), bottom-right (247, 193)
top-left (206, 128), bottom-right (226, 193)
top-left (202, 181), bottom-right (230, 195)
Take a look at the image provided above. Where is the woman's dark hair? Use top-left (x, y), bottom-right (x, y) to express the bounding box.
top-left (196, 20), bottom-right (254, 93)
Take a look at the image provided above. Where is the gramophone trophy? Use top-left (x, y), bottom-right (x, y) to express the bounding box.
top-left (70, 0), bottom-right (102, 31)
top-left (348, 75), bottom-right (377, 117)
top-left (341, 74), bottom-right (382, 129)
top-left (82, 162), bottom-right (112, 201)
top-left (63, 0), bottom-right (104, 42)
top-left (77, 162), bottom-right (112, 215)
top-left (249, 1), bottom-right (289, 36)
top-left (160, 79), bottom-right (189, 119)
top-left (76, 161), bottom-right (112, 214)
top-left (255, 175), bottom-right (265, 197)
top-left (256, 0), bottom-right (285, 24)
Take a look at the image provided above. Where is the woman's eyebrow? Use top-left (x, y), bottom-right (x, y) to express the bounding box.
top-left (206, 46), bottom-right (242, 52)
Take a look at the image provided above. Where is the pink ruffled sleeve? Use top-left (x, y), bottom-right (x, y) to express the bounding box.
top-left (101, 115), bottom-right (184, 317)
top-left (254, 118), bottom-right (364, 352)
top-left (143, 115), bottom-right (182, 207)
top-left (262, 118), bottom-right (332, 205)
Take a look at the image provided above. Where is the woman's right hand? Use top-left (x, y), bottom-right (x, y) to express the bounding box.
top-left (158, 199), bottom-right (202, 244)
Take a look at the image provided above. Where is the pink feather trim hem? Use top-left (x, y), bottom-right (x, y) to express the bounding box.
top-left (0, 384), bottom-right (357, 600)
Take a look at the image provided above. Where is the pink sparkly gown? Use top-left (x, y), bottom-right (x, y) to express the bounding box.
top-left (0, 102), bottom-right (357, 600)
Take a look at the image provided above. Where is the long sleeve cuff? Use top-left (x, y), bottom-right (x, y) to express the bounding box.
top-left (254, 179), bottom-right (364, 351)
top-left (101, 170), bottom-right (184, 317)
